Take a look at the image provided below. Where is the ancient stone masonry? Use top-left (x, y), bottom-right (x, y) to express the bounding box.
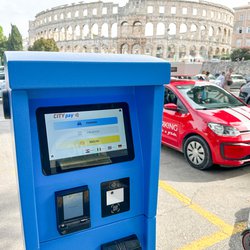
top-left (29, 0), bottom-right (234, 61)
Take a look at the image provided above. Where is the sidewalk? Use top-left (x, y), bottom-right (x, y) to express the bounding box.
top-left (0, 132), bottom-right (24, 250)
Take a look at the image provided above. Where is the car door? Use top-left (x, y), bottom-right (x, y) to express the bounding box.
top-left (162, 88), bottom-right (189, 150)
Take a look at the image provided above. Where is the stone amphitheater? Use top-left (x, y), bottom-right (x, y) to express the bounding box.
top-left (29, 0), bottom-right (234, 62)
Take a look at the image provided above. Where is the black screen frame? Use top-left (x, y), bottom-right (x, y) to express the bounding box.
top-left (55, 185), bottom-right (90, 235)
top-left (36, 102), bottom-right (134, 175)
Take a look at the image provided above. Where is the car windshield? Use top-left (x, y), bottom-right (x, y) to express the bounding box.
top-left (208, 75), bottom-right (216, 80)
top-left (176, 84), bottom-right (245, 110)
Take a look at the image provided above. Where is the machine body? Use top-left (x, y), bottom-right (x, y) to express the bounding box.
top-left (4, 52), bottom-right (170, 249)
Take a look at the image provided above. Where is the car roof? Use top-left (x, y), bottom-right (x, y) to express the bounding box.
top-left (172, 74), bottom-right (193, 76)
top-left (167, 79), bottom-right (211, 86)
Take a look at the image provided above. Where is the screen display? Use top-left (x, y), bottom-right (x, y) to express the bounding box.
top-left (36, 103), bottom-right (134, 175)
top-left (63, 192), bottom-right (83, 220)
top-left (45, 109), bottom-right (127, 161)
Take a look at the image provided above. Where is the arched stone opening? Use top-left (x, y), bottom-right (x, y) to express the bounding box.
top-left (145, 22), bottom-right (153, 36)
top-left (121, 43), bottom-right (129, 54)
top-left (133, 21), bottom-right (142, 36)
top-left (156, 45), bottom-right (164, 58)
top-left (132, 44), bottom-right (142, 54)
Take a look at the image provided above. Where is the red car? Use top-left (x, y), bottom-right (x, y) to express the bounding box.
top-left (162, 79), bottom-right (250, 170)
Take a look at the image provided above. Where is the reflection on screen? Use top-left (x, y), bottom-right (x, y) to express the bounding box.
top-left (45, 109), bottom-right (127, 162)
top-left (63, 192), bottom-right (83, 220)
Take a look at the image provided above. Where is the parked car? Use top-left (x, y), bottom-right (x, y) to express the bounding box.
top-left (231, 74), bottom-right (247, 89)
top-left (171, 75), bottom-right (193, 80)
top-left (162, 79), bottom-right (250, 170)
top-left (0, 71), bottom-right (5, 98)
top-left (239, 83), bottom-right (250, 104)
top-left (243, 75), bottom-right (250, 83)
top-left (192, 74), bottom-right (216, 83)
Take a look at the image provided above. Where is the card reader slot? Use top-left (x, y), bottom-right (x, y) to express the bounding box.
top-left (56, 153), bottom-right (112, 171)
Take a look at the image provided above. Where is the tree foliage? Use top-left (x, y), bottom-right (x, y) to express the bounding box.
top-left (28, 38), bottom-right (59, 52)
top-left (0, 26), bottom-right (7, 65)
top-left (230, 48), bottom-right (250, 61)
top-left (7, 24), bottom-right (23, 51)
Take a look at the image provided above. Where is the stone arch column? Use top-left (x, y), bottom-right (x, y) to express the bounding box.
top-left (175, 45), bottom-right (180, 61)
top-left (185, 45), bottom-right (191, 58)
top-left (175, 22), bottom-right (180, 39)
top-left (152, 21), bottom-right (158, 37)
top-left (108, 21), bottom-right (113, 38)
top-left (98, 21), bottom-right (102, 38)
top-left (165, 22), bottom-right (170, 35)
top-left (79, 23), bottom-right (83, 39)
top-left (162, 44), bottom-right (167, 59)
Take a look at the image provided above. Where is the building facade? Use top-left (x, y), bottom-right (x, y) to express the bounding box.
top-left (232, 3), bottom-right (250, 49)
top-left (29, 0), bottom-right (234, 61)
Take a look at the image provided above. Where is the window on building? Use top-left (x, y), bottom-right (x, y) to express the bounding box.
top-left (193, 8), bottom-right (197, 15)
top-left (75, 11), bottom-right (79, 17)
top-left (171, 6), bottom-right (176, 14)
top-left (240, 14), bottom-right (244, 21)
top-left (93, 8), bottom-right (97, 15)
top-left (60, 13), bottom-right (64, 20)
top-left (202, 10), bottom-right (206, 17)
top-left (238, 27), bottom-right (243, 33)
top-left (182, 8), bottom-right (187, 15)
top-left (102, 7), bottom-right (107, 15)
top-left (54, 15), bottom-right (58, 21)
top-left (246, 39), bottom-right (250, 46)
top-left (48, 16), bottom-right (51, 22)
top-left (147, 6), bottom-right (153, 13)
top-left (236, 39), bottom-right (242, 47)
top-left (67, 12), bottom-right (71, 18)
top-left (159, 6), bottom-right (164, 14)
top-left (83, 9), bottom-right (88, 16)
top-left (113, 6), bottom-right (118, 14)
top-left (211, 11), bottom-right (214, 18)
top-left (247, 27), bottom-right (250, 33)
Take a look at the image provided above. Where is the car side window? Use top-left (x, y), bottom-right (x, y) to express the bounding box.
top-left (164, 89), bottom-right (177, 105)
top-left (176, 99), bottom-right (187, 113)
top-left (164, 89), bottom-right (188, 113)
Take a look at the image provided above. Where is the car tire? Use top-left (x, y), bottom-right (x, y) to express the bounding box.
top-left (247, 98), bottom-right (250, 105)
top-left (184, 135), bottom-right (213, 170)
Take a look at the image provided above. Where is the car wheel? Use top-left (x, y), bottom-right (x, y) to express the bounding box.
top-left (247, 98), bottom-right (250, 105)
top-left (184, 135), bottom-right (213, 170)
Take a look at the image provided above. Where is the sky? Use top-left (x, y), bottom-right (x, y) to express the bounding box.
top-left (0, 0), bottom-right (249, 38)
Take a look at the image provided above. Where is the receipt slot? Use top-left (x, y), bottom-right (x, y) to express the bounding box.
top-left (4, 52), bottom-right (170, 249)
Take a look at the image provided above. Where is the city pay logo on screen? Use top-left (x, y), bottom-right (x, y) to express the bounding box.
top-left (53, 113), bottom-right (80, 119)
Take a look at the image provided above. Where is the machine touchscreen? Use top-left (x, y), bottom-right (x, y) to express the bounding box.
top-left (36, 102), bottom-right (134, 175)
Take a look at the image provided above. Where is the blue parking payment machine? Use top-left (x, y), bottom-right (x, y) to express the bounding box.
top-left (3, 52), bottom-right (170, 249)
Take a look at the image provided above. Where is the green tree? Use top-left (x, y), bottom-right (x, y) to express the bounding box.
top-left (28, 38), bottom-right (59, 51)
top-left (230, 48), bottom-right (250, 61)
top-left (7, 25), bottom-right (23, 51)
top-left (0, 26), bottom-right (7, 65)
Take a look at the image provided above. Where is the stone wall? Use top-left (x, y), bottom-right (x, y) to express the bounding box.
top-left (201, 61), bottom-right (250, 75)
top-left (29, 0), bottom-right (234, 62)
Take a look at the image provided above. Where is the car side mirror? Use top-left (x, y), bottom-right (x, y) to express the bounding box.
top-left (164, 103), bottom-right (178, 111)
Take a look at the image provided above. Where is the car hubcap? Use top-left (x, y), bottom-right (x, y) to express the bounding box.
top-left (187, 141), bottom-right (205, 165)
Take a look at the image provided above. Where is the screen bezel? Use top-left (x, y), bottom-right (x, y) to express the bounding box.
top-left (36, 102), bottom-right (134, 175)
